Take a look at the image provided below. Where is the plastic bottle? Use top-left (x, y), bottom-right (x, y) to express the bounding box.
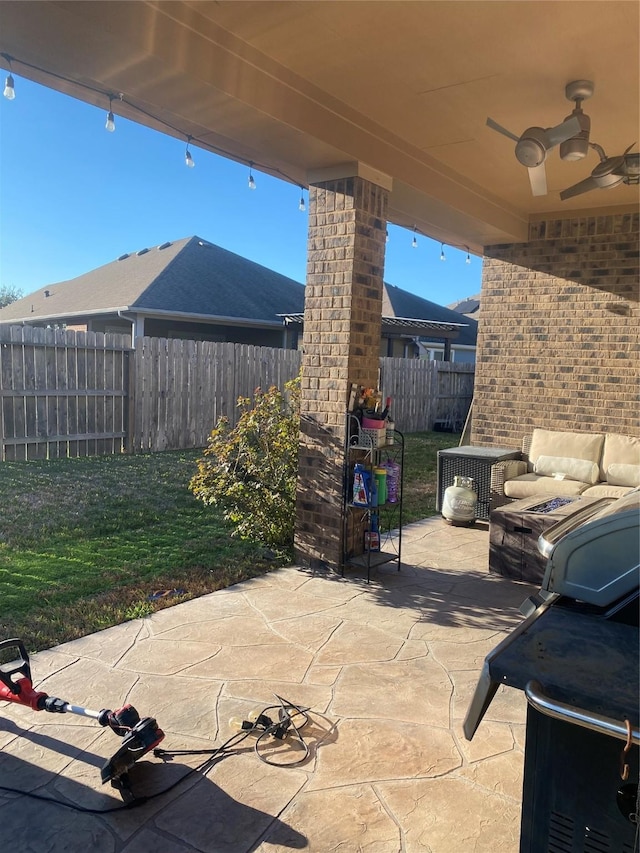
top-left (365, 513), bottom-right (380, 551)
top-left (370, 475), bottom-right (378, 507)
top-left (383, 397), bottom-right (394, 445)
top-left (373, 467), bottom-right (387, 505)
top-left (384, 459), bottom-right (400, 503)
top-left (352, 464), bottom-right (371, 506)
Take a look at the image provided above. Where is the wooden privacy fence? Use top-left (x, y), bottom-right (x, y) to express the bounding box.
top-left (131, 336), bottom-right (301, 452)
top-left (380, 359), bottom-right (475, 434)
top-left (0, 325), bottom-right (130, 460)
top-left (1, 324), bottom-right (474, 460)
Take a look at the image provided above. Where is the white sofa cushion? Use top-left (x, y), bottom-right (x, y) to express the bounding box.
top-left (534, 454), bottom-right (600, 484)
top-left (528, 429), bottom-right (605, 472)
top-left (503, 474), bottom-right (588, 500)
top-left (600, 433), bottom-right (640, 481)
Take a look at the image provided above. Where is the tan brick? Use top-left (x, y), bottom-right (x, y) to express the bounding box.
top-left (474, 214), bottom-right (639, 445)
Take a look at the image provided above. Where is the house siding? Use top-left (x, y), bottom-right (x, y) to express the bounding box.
top-left (472, 211), bottom-right (640, 447)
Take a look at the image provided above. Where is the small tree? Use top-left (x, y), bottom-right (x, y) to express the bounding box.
top-left (0, 285), bottom-right (23, 309)
top-left (190, 375), bottom-right (300, 550)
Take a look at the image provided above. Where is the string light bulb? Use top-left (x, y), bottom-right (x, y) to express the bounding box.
top-left (412, 227), bottom-right (418, 248)
top-left (386, 230), bottom-right (390, 243)
top-left (185, 136), bottom-right (195, 168)
top-left (2, 55), bottom-right (15, 100)
top-left (105, 96), bottom-right (115, 132)
top-left (440, 243), bottom-right (446, 261)
top-left (3, 73), bottom-right (15, 100)
top-left (466, 249), bottom-right (471, 264)
top-left (298, 186), bottom-right (305, 211)
top-left (248, 162), bottom-right (256, 190)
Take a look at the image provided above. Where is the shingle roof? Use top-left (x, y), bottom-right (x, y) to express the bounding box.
top-left (0, 240), bottom-right (477, 349)
top-left (0, 237), bottom-right (305, 324)
top-left (383, 283), bottom-right (477, 345)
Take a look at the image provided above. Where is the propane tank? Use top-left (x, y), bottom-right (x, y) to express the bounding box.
top-left (442, 475), bottom-right (477, 526)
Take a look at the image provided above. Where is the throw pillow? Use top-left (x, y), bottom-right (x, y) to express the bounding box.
top-left (534, 454), bottom-right (600, 484)
top-left (607, 463), bottom-right (640, 488)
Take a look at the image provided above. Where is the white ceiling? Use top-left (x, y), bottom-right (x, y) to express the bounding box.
top-left (1, 0), bottom-right (638, 252)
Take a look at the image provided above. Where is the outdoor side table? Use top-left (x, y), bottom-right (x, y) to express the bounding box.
top-left (489, 495), bottom-right (607, 583)
top-left (436, 445), bottom-right (520, 522)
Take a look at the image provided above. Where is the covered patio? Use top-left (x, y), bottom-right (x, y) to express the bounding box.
top-left (1, 1), bottom-right (637, 572)
top-left (0, 3), bottom-right (637, 848)
top-left (0, 519), bottom-right (537, 852)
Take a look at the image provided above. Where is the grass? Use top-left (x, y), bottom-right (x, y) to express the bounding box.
top-left (401, 430), bottom-right (462, 524)
top-left (0, 431), bottom-right (459, 653)
top-left (0, 450), bottom-right (287, 653)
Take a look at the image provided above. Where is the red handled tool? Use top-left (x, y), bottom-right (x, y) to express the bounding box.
top-left (0, 638), bottom-right (164, 791)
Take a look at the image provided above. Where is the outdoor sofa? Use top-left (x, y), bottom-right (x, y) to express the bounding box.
top-left (490, 428), bottom-right (640, 511)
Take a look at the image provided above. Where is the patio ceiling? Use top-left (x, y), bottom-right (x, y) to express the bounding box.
top-left (1, 1), bottom-right (638, 253)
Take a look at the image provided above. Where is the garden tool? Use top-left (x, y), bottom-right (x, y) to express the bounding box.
top-left (0, 638), bottom-right (164, 789)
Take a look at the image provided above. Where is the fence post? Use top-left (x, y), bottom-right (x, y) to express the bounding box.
top-left (125, 345), bottom-right (136, 454)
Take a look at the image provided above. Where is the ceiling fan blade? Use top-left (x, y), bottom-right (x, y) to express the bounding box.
top-left (486, 117), bottom-right (520, 143)
top-left (560, 175), bottom-right (599, 201)
top-left (544, 115), bottom-right (582, 149)
top-left (528, 163), bottom-right (547, 196)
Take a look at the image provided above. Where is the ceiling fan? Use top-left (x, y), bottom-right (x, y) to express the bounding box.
top-left (486, 80), bottom-right (594, 197)
top-left (560, 142), bottom-right (639, 200)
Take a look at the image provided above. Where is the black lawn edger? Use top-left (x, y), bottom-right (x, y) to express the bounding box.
top-left (0, 638), bottom-right (165, 797)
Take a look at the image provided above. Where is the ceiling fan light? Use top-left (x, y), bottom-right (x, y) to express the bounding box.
top-left (559, 108), bottom-right (590, 161)
top-left (560, 136), bottom-right (590, 161)
top-left (515, 129), bottom-right (547, 168)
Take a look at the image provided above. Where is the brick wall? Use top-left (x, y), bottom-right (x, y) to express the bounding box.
top-left (472, 211), bottom-right (639, 448)
top-left (294, 176), bottom-right (388, 570)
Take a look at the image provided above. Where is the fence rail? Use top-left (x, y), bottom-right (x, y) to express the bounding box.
top-left (1, 324), bottom-right (473, 460)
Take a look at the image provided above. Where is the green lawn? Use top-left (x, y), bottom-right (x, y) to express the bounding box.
top-left (0, 431), bottom-right (459, 652)
top-left (401, 430), bottom-right (461, 523)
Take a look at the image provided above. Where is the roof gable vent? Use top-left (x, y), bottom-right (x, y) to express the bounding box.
top-left (136, 247), bottom-right (150, 256)
top-left (158, 242), bottom-right (171, 250)
top-left (117, 253), bottom-right (130, 261)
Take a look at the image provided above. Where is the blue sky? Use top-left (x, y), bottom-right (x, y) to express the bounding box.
top-left (0, 77), bottom-right (481, 306)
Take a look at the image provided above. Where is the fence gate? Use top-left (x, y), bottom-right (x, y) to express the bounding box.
top-left (0, 325), bottom-right (131, 461)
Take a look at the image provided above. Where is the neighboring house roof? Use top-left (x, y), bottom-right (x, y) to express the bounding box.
top-left (383, 284), bottom-right (477, 346)
top-left (447, 293), bottom-right (481, 321)
top-left (280, 283), bottom-right (475, 346)
top-left (0, 239), bottom-right (476, 349)
top-left (0, 236), bottom-right (305, 327)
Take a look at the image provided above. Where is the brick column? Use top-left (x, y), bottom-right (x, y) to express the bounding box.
top-left (294, 170), bottom-right (389, 571)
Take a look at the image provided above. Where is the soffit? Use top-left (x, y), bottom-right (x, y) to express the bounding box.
top-left (1, 0), bottom-right (638, 252)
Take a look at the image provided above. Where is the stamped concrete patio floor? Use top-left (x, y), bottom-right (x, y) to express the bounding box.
top-left (0, 517), bottom-right (538, 852)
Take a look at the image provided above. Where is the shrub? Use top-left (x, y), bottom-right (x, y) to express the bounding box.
top-left (190, 376), bottom-right (300, 550)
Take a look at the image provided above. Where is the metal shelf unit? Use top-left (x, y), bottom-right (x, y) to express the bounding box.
top-left (342, 414), bottom-right (404, 582)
